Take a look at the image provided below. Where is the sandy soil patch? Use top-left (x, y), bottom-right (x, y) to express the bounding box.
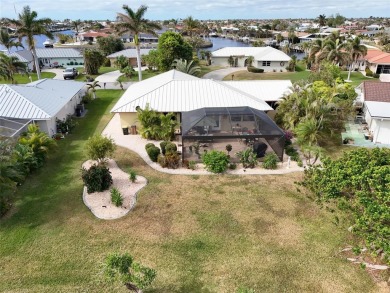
top-left (82, 159), bottom-right (147, 220)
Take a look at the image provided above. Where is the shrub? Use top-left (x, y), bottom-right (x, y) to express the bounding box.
top-left (236, 148), bottom-right (258, 168)
top-left (165, 142), bottom-right (177, 154)
top-left (86, 135), bottom-right (116, 163)
top-left (165, 152), bottom-right (181, 169)
top-left (247, 66), bottom-right (264, 73)
top-left (157, 154), bottom-right (167, 167)
top-left (373, 73), bottom-right (380, 78)
top-left (228, 162), bottom-right (237, 170)
top-left (146, 146), bottom-right (160, 162)
top-left (111, 187), bottom-right (123, 207)
top-left (365, 67), bottom-right (373, 77)
top-left (145, 143), bottom-right (155, 151)
top-left (129, 170), bottom-right (137, 183)
top-left (82, 164), bottom-right (113, 193)
top-left (160, 141), bottom-right (169, 155)
top-left (202, 150), bottom-right (229, 173)
top-left (188, 160), bottom-right (197, 170)
top-left (226, 144), bottom-right (232, 155)
top-left (262, 153), bottom-right (279, 169)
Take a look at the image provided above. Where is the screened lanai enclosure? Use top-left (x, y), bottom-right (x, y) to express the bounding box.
top-left (181, 107), bottom-right (285, 162)
top-left (0, 117), bottom-right (31, 138)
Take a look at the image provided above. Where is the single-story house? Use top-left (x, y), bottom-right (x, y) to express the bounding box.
top-left (9, 48), bottom-right (84, 70)
top-left (78, 31), bottom-right (110, 42)
top-left (211, 47), bottom-right (291, 72)
top-left (0, 79), bottom-right (86, 137)
top-left (361, 81), bottom-right (390, 144)
top-left (107, 48), bottom-right (152, 67)
top-left (120, 27), bottom-right (170, 43)
top-left (357, 49), bottom-right (390, 74)
top-left (111, 70), bottom-right (287, 160)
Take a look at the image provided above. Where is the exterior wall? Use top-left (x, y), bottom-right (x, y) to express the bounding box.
top-left (212, 56), bottom-right (246, 67)
top-left (36, 120), bottom-right (51, 135)
top-left (39, 57), bottom-right (84, 68)
top-left (255, 61), bottom-right (287, 72)
top-left (371, 119), bottom-right (390, 144)
top-left (119, 112), bottom-right (138, 129)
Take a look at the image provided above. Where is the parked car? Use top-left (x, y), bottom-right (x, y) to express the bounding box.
top-left (63, 67), bottom-right (78, 79)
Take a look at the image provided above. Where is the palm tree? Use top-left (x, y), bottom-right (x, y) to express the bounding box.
top-left (0, 52), bottom-right (26, 84)
top-left (309, 39), bottom-right (327, 70)
top-left (86, 80), bottom-right (101, 99)
top-left (5, 6), bottom-right (52, 80)
top-left (114, 5), bottom-right (161, 81)
top-left (0, 28), bottom-right (24, 53)
top-left (72, 19), bottom-right (82, 42)
top-left (322, 38), bottom-right (350, 66)
top-left (183, 16), bottom-right (200, 37)
top-left (318, 14), bottom-right (327, 27)
top-left (172, 59), bottom-right (200, 76)
top-left (346, 37), bottom-right (367, 81)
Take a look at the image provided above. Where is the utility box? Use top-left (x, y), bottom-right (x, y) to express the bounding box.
top-left (130, 125), bottom-right (137, 135)
top-left (122, 127), bottom-right (129, 135)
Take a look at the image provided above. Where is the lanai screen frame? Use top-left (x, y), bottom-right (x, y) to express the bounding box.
top-left (181, 107), bottom-right (285, 161)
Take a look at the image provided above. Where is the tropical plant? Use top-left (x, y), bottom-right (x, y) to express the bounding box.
top-left (0, 27), bottom-right (24, 53)
top-left (287, 55), bottom-right (297, 72)
top-left (122, 66), bottom-right (135, 78)
top-left (129, 170), bottom-right (137, 183)
top-left (318, 14), bottom-right (327, 26)
top-left (225, 144), bottom-right (232, 155)
top-left (18, 124), bottom-right (56, 167)
top-left (246, 56), bottom-right (254, 67)
top-left (115, 55), bottom-right (129, 71)
top-left (84, 49), bottom-right (104, 75)
top-left (309, 38), bottom-right (327, 68)
top-left (183, 16), bottom-right (201, 37)
top-left (202, 150), bottom-right (229, 173)
top-left (114, 5), bottom-right (161, 81)
top-left (56, 33), bottom-right (71, 44)
top-left (262, 153), bottom-right (279, 169)
top-left (345, 37), bottom-right (367, 81)
top-left (86, 80), bottom-right (101, 100)
top-left (236, 148), bottom-right (258, 168)
top-left (5, 6), bottom-right (52, 79)
top-left (321, 37), bottom-right (350, 66)
top-left (172, 59), bottom-right (200, 76)
top-left (0, 52), bottom-right (26, 83)
top-left (104, 252), bottom-right (157, 292)
top-left (110, 187), bottom-right (123, 207)
top-left (85, 134), bottom-right (116, 164)
top-left (146, 145), bottom-right (160, 162)
top-left (12, 143), bottom-right (38, 177)
top-left (228, 55), bottom-right (235, 67)
top-left (96, 35), bottom-right (124, 56)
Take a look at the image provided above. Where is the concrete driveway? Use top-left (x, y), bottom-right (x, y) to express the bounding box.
top-left (42, 68), bottom-right (65, 80)
top-left (202, 67), bottom-right (247, 80)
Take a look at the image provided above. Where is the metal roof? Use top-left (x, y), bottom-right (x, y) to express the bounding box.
top-left (0, 79), bottom-right (85, 120)
top-left (107, 49), bottom-right (152, 59)
top-left (35, 48), bottom-right (82, 58)
top-left (223, 80), bottom-right (292, 102)
top-left (111, 70), bottom-right (273, 113)
top-left (365, 101), bottom-right (390, 118)
top-left (211, 46), bottom-right (291, 61)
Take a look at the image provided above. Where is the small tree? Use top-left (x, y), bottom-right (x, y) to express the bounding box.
top-left (86, 80), bottom-right (101, 100)
top-left (85, 135), bottom-right (116, 164)
top-left (104, 253), bottom-right (156, 293)
top-left (228, 55), bottom-right (234, 67)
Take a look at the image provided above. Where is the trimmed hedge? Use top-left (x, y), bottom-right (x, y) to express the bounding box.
top-left (247, 66), bottom-right (264, 73)
top-left (82, 164), bottom-right (113, 193)
top-left (146, 146), bottom-right (160, 162)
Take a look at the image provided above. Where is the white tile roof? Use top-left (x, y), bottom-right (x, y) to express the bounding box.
top-left (0, 79), bottom-right (85, 120)
top-left (223, 80), bottom-right (292, 102)
top-left (107, 49), bottom-right (152, 58)
top-left (111, 70), bottom-right (273, 113)
top-left (365, 101), bottom-right (390, 118)
top-left (212, 46), bottom-right (291, 61)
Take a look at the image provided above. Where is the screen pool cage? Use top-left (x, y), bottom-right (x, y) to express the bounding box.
top-left (0, 117), bottom-right (32, 138)
top-left (181, 107), bottom-right (285, 162)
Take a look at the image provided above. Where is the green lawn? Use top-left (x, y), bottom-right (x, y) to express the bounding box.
top-left (75, 66), bottom-right (117, 81)
top-left (0, 72), bottom-right (56, 84)
top-left (118, 69), bottom-right (161, 82)
top-left (0, 90), bottom-right (379, 292)
top-left (340, 71), bottom-right (379, 87)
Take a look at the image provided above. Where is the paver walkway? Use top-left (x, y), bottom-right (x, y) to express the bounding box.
top-left (102, 113), bottom-right (303, 175)
top-left (202, 67), bottom-right (247, 80)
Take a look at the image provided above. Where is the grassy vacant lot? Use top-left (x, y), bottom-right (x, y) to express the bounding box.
top-left (223, 68), bottom-right (375, 87)
top-left (0, 91), bottom-right (377, 292)
top-left (0, 72), bottom-right (56, 84)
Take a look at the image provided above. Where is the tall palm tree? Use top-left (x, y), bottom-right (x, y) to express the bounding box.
top-left (322, 38), bottom-right (349, 66)
top-left (0, 28), bottom-right (24, 53)
top-left (318, 14), bottom-right (327, 27)
top-left (309, 38), bottom-right (327, 69)
top-left (0, 52), bottom-right (26, 84)
top-left (172, 59), bottom-right (200, 76)
top-left (114, 5), bottom-right (161, 81)
top-left (5, 6), bottom-right (52, 80)
top-left (346, 37), bottom-right (367, 81)
top-left (72, 19), bottom-right (82, 42)
top-left (183, 16), bottom-right (200, 37)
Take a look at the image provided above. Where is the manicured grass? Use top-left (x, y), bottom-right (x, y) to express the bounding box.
top-left (0, 90), bottom-right (379, 292)
top-left (199, 64), bottom-right (224, 77)
top-left (75, 66), bottom-right (117, 81)
top-left (340, 71), bottom-right (379, 87)
top-left (118, 69), bottom-right (161, 82)
top-left (0, 72), bottom-right (56, 84)
top-left (224, 69), bottom-right (311, 83)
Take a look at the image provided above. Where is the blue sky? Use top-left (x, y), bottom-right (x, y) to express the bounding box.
top-left (1, 0), bottom-right (389, 20)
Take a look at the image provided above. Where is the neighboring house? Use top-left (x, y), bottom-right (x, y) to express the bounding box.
top-left (78, 31), bottom-right (110, 42)
top-left (0, 79), bottom-right (85, 137)
top-left (358, 49), bottom-right (390, 74)
top-left (106, 48), bottom-right (152, 67)
top-left (9, 48), bottom-right (84, 70)
top-left (360, 81), bottom-right (390, 144)
top-left (211, 47), bottom-right (291, 72)
top-left (120, 27), bottom-right (170, 44)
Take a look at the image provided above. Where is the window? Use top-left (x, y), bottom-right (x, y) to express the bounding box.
top-left (242, 115), bottom-right (254, 121)
top-left (262, 61), bottom-right (271, 66)
top-left (231, 115), bottom-right (242, 122)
